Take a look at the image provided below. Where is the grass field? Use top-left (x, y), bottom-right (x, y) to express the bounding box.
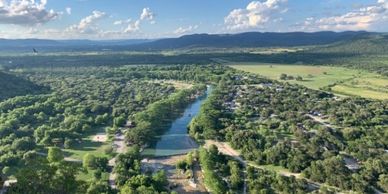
top-left (230, 62), bottom-right (388, 100)
top-left (331, 85), bottom-right (388, 100)
top-left (61, 127), bottom-right (112, 181)
top-left (63, 127), bottom-right (111, 160)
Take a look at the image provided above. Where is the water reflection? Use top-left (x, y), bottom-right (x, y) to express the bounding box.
top-left (143, 86), bottom-right (211, 156)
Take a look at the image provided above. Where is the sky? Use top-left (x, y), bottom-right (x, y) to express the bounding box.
top-left (0, 0), bottom-right (387, 39)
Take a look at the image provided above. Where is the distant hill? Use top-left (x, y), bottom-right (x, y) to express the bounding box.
top-left (0, 38), bottom-right (152, 47)
top-left (0, 39), bottom-right (152, 52)
top-left (133, 31), bottom-right (373, 50)
top-left (310, 34), bottom-right (388, 55)
top-left (0, 31), bottom-right (374, 52)
top-left (0, 39), bottom-right (60, 47)
top-left (0, 72), bottom-right (47, 101)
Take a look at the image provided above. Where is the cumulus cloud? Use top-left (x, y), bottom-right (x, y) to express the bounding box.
top-left (65, 7), bottom-right (71, 15)
top-left (124, 20), bottom-right (140, 33)
top-left (66, 10), bottom-right (106, 34)
top-left (140, 7), bottom-right (154, 21)
top-left (113, 18), bottom-right (131, 25)
top-left (113, 20), bottom-right (123, 25)
top-left (0, 0), bottom-right (59, 25)
top-left (225, 0), bottom-right (287, 30)
top-left (174, 25), bottom-right (198, 35)
top-left (119, 7), bottom-right (155, 33)
top-left (299, 0), bottom-right (388, 31)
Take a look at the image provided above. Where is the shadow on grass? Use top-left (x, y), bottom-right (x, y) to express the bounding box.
top-left (297, 79), bottom-right (314, 82)
top-left (73, 139), bottom-right (104, 151)
top-left (63, 139), bottom-right (105, 158)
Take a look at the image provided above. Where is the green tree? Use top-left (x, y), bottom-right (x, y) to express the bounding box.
top-left (2, 166), bottom-right (11, 176)
top-left (86, 181), bottom-right (112, 194)
top-left (280, 73), bottom-right (288, 80)
top-left (47, 147), bottom-right (64, 163)
top-left (152, 170), bottom-right (168, 191)
top-left (228, 161), bottom-right (243, 190)
top-left (83, 154), bottom-right (96, 170)
top-left (114, 116), bottom-right (126, 127)
top-left (8, 159), bottom-right (80, 194)
top-left (378, 174), bottom-right (388, 192)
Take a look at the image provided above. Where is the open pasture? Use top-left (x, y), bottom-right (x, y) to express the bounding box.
top-left (230, 63), bottom-right (388, 100)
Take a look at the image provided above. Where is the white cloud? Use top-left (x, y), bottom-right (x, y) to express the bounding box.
top-left (66, 7), bottom-right (71, 15)
top-left (0, 0), bottom-right (59, 25)
top-left (225, 0), bottom-right (287, 31)
top-left (300, 0), bottom-right (388, 31)
top-left (140, 7), bottom-right (154, 21)
top-left (174, 25), bottom-right (198, 35)
top-left (113, 18), bottom-right (131, 25)
top-left (121, 7), bottom-right (156, 33)
top-left (66, 10), bottom-right (106, 34)
top-left (113, 20), bottom-right (123, 25)
top-left (125, 20), bottom-right (140, 33)
top-left (0, 6), bottom-right (157, 39)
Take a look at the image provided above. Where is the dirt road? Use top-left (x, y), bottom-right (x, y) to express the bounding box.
top-left (141, 155), bottom-right (208, 194)
top-left (36, 152), bottom-right (82, 163)
top-left (204, 140), bottom-right (301, 178)
top-left (306, 114), bottom-right (336, 129)
top-left (203, 140), bottom-right (328, 192)
top-left (92, 133), bottom-right (107, 143)
top-left (108, 132), bottom-right (126, 189)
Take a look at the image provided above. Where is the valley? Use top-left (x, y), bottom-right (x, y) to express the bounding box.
top-left (0, 31), bottom-right (387, 194)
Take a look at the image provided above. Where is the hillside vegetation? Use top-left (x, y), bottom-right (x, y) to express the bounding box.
top-left (0, 71), bottom-right (47, 101)
top-left (136, 31), bottom-right (370, 50)
top-left (0, 31), bottom-right (369, 51)
top-left (311, 34), bottom-right (388, 55)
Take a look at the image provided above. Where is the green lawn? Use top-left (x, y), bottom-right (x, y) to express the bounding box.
top-left (62, 127), bottom-right (112, 182)
top-left (331, 85), bottom-right (388, 100)
top-left (256, 164), bottom-right (289, 172)
top-left (63, 127), bottom-right (110, 160)
top-left (230, 63), bottom-right (364, 89)
top-left (230, 63), bottom-right (388, 100)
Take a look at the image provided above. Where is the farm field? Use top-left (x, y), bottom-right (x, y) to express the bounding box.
top-left (230, 63), bottom-right (388, 100)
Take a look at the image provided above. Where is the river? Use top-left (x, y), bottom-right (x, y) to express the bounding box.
top-left (142, 86), bottom-right (211, 156)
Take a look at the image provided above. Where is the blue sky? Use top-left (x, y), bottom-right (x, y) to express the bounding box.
top-left (0, 0), bottom-right (387, 39)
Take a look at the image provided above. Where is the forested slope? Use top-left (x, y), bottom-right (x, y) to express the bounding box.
top-left (135, 31), bottom-right (370, 50)
top-left (311, 34), bottom-right (388, 55)
top-left (0, 72), bottom-right (47, 101)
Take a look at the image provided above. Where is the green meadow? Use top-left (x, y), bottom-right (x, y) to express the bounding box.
top-left (62, 127), bottom-right (111, 161)
top-left (230, 63), bottom-right (388, 100)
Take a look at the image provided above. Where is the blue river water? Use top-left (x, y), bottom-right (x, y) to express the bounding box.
top-left (142, 86), bottom-right (211, 156)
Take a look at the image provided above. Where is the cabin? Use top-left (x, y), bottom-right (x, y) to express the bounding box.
top-left (310, 111), bottom-right (322, 117)
top-left (262, 83), bottom-right (273, 88)
top-left (125, 121), bottom-right (136, 128)
top-left (1, 179), bottom-right (17, 194)
top-left (344, 156), bottom-right (361, 171)
top-left (52, 138), bottom-right (64, 147)
top-left (275, 87), bottom-right (284, 92)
